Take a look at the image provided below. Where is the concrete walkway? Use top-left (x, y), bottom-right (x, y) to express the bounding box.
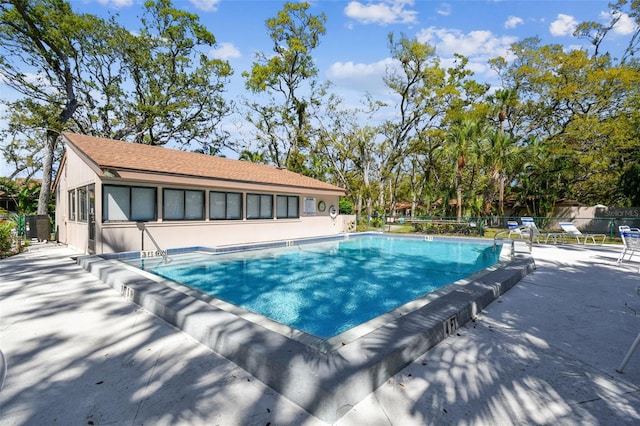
top-left (1, 242), bottom-right (639, 425)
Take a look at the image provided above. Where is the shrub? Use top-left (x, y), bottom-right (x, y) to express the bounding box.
top-left (0, 221), bottom-right (15, 255)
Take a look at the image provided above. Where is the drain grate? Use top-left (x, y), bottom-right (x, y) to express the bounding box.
top-left (443, 316), bottom-right (459, 337)
top-left (121, 284), bottom-right (135, 300)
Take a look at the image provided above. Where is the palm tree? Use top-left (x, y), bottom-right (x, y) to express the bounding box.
top-left (238, 150), bottom-right (266, 163)
top-left (487, 129), bottom-right (521, 216)
top-left (446, 119), bottom-right (478, 220)
top-left (492, 88), bottom-right (518, 133)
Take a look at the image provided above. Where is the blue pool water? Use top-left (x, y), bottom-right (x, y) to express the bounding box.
top-left (125, 236), bottom-right (501, 338)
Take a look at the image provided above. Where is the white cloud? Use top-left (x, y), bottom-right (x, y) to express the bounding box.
top-left (504, 16), bottom-right (523, 29)
top-left (549, 14), bottom-right (578, 37)
top-left (611, 11), bottom-right (636, 35)
top-left (327, 58), bottom-right (395, 94)
top-left (190, 0), bottom-right (220, 12)
top-left (416, 26), bottom-right (516, 59)
top-left (344, 0), bottom-right (418, 26)
top-left (437, 3), bottom-right (451, 17)
top-left (414, 26), bottom-right (517, 84)
top-left (210, 42), bottom-right (241, 59)
top-left (96, 0), bottom-right (133, 7)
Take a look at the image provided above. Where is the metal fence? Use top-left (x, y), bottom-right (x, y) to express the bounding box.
top-left (355, 215), bottom-right (640, 239)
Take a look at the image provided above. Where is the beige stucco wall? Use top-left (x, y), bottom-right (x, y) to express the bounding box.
top-left (98, 214), bottom-right (344, 254)
top-left (56, 144), bottom-right (346, 254)
top-left (55, 149), bottom-right (99, 252)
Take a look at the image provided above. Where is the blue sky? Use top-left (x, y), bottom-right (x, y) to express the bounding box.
top-left (71, 0), bottom-right (633, 98)
top-left (1, 0), bottom-right (636, 176)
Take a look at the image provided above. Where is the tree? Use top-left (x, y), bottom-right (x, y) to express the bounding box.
top-left (0, 0), bottom-right (98, 214)
top-left (243, 1), bottom-right (327, 173)
top-left (1, 0), bottom-right (234, 214)
top-left (446, 119), bottom-right (481, 219)
top-left (574, 0), bottom-right (640, 63)
top-left (490, 36), bottom-right (640, 207)
top-left (71, 0), bottom-right (234, 151)
top-left (238, 150), bottom-right (266, 163)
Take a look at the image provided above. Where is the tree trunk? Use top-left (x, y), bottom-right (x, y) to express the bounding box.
top-left (37, 131), bottom-right (58, 215)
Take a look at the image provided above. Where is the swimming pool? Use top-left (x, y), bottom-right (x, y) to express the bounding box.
top-left (123, 236), bottom-right (500, 338)
top-left (81, 233), bottom-right (534, 422)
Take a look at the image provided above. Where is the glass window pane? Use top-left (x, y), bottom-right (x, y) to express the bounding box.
top-left (247, 194), bottom-right (259, 219)
top-left (163, 189), bottom-right (184, 220)
top-left (227, 193), bottom-right (242, 219)
top-left (210, 191), bottom-right (226, 219)
top-left (69, 190), bottom-right (76, 221)
top-left (104, 186), bottom-right (130, 221)
top-left (78, 187), bottom-right (87, 222)
top-left (288, 196), bottom-right (298, 217)
top-left (131, 187), bottom-right (156, 221)
top-left (260, 194), bottom-right (272, 218)
top-left (276, 196), bottom-right (287, 218)
top-left (185, 190), bottom-right (204, 220)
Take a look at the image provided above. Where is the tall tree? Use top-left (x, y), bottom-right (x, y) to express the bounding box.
top-left (0, 0), bottom-right (100, 214)
top-left (73, 0), bottom-right (234, 150)
top-left (243, 1), bottom-right (327, 173)
top-left (446, 119), bottom-right (481, 219)
top-left (1, 0), bottom-right (234, 214)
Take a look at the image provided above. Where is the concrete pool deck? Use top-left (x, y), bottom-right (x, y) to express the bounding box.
top-left (1, 242), bottom-right (639, 425)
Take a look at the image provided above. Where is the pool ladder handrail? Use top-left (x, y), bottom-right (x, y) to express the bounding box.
top-left (136, 222), bottom-right (171, 263)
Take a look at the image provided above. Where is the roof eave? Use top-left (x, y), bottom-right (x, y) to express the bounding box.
top-left (108, 167), bottom-right (346, 195)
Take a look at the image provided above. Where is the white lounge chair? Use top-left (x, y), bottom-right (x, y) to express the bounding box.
top-left (507, 220), bottom-right (527, 239)
top-left (520, 217), bottom-right (542, 243)
top-left (559, 222), bottom-right (606, 244)
top-left (617, 225), bottom-right (640, 266)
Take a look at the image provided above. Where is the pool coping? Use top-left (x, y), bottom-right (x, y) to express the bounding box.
top-left (78, 234), bottom-right (535, 423)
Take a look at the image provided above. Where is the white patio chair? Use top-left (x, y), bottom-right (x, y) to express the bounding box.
top-left (617, 225), bottom-right (640, 266)
top-left (520, 217), bottom-right (541, 243)
top-left (559, 222), bottom-right (607, 245)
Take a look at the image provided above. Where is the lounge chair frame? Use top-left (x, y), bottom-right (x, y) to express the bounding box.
top-left (558, 222), bottom-right (607, 245)
top-left (617, 225), bottom-right (640, 267)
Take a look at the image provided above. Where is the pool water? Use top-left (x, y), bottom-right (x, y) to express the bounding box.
top-left (124, 236), bottom-right (501, 338)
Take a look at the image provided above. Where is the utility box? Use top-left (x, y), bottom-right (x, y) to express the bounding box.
top-left (25, 215), bottom-right (51, 241)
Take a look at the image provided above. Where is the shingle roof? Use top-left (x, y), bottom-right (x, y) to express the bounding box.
top-left (62, 133), bottom-right (345, 193)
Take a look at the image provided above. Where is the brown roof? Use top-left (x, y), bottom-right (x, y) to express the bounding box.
top-left (62, 133), bottom-right (345, 193)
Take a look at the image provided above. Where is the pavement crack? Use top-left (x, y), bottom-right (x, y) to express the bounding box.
top-left (130, 346), bottom-right (164, 425)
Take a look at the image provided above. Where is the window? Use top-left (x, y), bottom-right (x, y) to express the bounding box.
top-left (246, 193), bottom-right (273, 219)
top-left (210, 191), bottom-right (243, 220)
top-left (78, 187), bottom-right (87, 222)
top-left (163, 188), bottom-right (204, 220)
top-left (103, 185), bottom-right (156, 222)
top-left (276, 195), bottom-right (299, 218)
top-left (68, 190), bottom-right (76, 221)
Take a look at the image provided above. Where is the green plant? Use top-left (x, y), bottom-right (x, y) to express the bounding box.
top-left (0, 221), bottom-right (15, 255)
top-left (339, 198), bottom-right (353, 214)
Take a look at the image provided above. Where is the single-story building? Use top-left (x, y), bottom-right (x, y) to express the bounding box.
top-left (54, 133), bottom-right (347, 255)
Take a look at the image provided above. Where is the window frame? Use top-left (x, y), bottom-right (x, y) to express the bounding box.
top-left (68, 189), bottom-right (76, 221)
top-left (162, 188), bottom-right (205, 221)
top-left (103, 184), bottom-right (157, 223)
top-left (78, 187), bottom-right (88, 222)
top-left (276, 195), bottom-right (299, 219)
top-left (209, 190), bottom-right (243, 220)
top-left (246, 193), bottom-right (273, 220)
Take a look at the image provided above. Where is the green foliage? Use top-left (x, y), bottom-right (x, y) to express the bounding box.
top-left (338, 198), bottom-right (353, 214)
top-left (0, 221), bottom-right (14, 255)
top-left (242, 2), bottom-right (327, 173)
top-left (16, 184), bottom-right (40, 214)
top-left (620, 163), bottom-right (640, 206)
top-left (1, 0), bottom-right (638, 223)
